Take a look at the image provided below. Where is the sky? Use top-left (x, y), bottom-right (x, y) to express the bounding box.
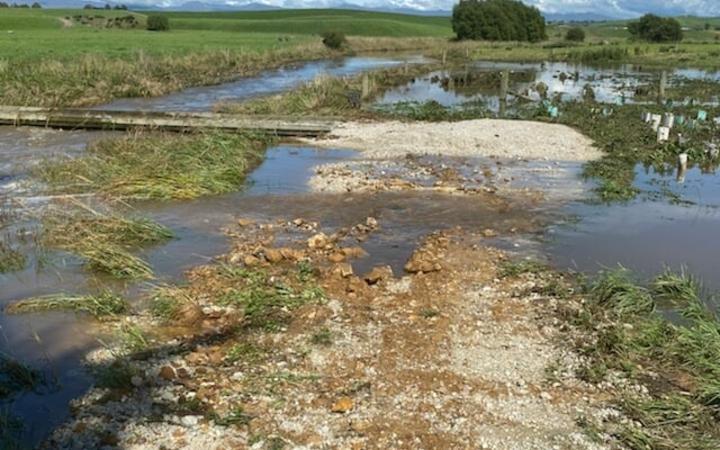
top-left (148, 0), bottom-right (720, 18)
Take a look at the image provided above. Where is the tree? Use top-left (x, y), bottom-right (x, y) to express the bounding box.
top-left (146, 15), bottom-right (169, 31)
top-left (628, 14), bottom-right (683, 42)
top-left (31, 1), bottom-right (41, 7)
top-left (565, 26), bottom-right (585, 42)
top-left (452, 0), bottom-right (546, 42)
top-left (321, 31), bottom-right (346, 50)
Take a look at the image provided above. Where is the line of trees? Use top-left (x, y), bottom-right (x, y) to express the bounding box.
top-left (0, 2), bottom-right (43, 7)
top-left (83, 3), bottom-right (128, 9)
top-left (452, 0), bottom-right (546, 42)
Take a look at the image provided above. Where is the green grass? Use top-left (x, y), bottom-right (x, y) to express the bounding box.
top-left (37, 132), bottom-right (269, 200)
top-left (0, 237), bottom-right (25, 274)
top-left (570, 268), bottom-right (720, 449)
top-left (5, 291), bottom-right (128, 319)
top-left (0, 352), bottom-right (42, 400)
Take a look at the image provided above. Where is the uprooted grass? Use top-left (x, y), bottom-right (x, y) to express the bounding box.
top-left (568, 267), bottom-right (720, 449)
top-left (37, 131), bottom-right (270, 200)
top-left (5, 291), bottom-right (128, 319)
top-left (41, 204), bottom-right (172, 280)
top-left (216, 63), bottom-right (439, 116)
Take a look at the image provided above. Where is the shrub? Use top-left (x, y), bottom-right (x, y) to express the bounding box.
top-left (452, 0), bottom-right (546, 42)
top-left (628, 14), bottom-right (683, 42)
top-left (321, 31), bottom-right (346, 50)
top-left (565, 26), bottom-right (586, 42)
top-left (146, 15), bottom-right (169, 32)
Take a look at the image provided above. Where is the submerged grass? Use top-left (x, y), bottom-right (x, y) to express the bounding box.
top-left (570, 267), bottom-right (720, 448)
top-left (0, 237), bottom-right (26, 274)
top-left (41, 205), bottom-right (172, 280)
top-left (37, 131), bottom-right (270, 200)
top-left (0, 352), bottom-right (42, 400)
top-left (5, 291), bottom-right (128, 319)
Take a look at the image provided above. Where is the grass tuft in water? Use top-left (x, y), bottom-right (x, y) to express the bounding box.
top-left (0, 237), bottom-right (25, 274)
top-left (5, 291), bottom-right (128, 319)
top-left (0, 353), bottom-right (42, 400)
top-left (37, 131), bottom-right (270, 200)
top-left (41, 205), bottom-right (172, 280)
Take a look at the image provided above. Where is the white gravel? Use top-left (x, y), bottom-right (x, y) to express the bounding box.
top-left (303, 119), bottom-right (602, 161)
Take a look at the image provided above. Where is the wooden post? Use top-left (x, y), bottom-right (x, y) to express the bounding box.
top-left (499, 70), bottom-right (509, 118)
top-left (442, 49), bottom-right (447, 66)
top-left (659, 70), bottom-right (667, 104)
top-left (465, 47), bottom-right (470, 59)
top-left (361, 73), bottom-right (370, 100)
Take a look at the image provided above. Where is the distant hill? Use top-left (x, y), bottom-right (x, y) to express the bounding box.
top-left (544, 12), bottom-right (619, 23)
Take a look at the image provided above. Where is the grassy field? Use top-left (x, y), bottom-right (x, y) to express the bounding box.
top-left (0, 8), bottom-right (719, 107)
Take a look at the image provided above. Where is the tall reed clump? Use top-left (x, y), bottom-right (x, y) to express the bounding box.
top-left (571, 267), bottom-right (720, 449)
top-left (0, 237), bottom-right (25, 274)
top-left (37, 132), bottom-right (270, 200)
top-left (216, 63), bottom-right (438, 116)
top-left (41, 204), bottom-right (172, 280)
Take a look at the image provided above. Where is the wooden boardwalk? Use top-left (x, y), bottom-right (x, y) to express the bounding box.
top-left (0, 106), bottom-right (336, 137)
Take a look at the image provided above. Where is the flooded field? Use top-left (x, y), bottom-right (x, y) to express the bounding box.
top-left (377, 61), bottom-right (720, 113)
top-left (2, 56), bottom-right (720, 447)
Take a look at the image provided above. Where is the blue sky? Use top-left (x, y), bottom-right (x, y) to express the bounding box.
top-left (155, 0), bottom-right (720, 18)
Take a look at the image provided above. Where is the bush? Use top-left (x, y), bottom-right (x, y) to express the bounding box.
top-left (628, 14), bottom-right (683, 42)
top-left (565, 26), bottom-right (586, 42)
top-left (146, 15), bottom-right (169, 32)
top-left (452, 0), bottom-right (546, 42)
top-left (321, 31), bottom-right (346, 50)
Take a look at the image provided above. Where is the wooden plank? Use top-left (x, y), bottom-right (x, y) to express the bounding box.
top-left (0, 106), bottom-right (336, 137)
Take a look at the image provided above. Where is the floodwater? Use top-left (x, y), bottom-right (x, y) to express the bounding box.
top-left (547, 163), bottom-right (720, 291)
top-left (377, 61), bottom-right (720, 112)
top-left (97, 55), bottom-right (427, 112)
top-left (2, 57), bottom-right (720, 446)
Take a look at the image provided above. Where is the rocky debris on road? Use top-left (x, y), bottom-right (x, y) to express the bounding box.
top-left (43, 223), bottom-right (620, 450)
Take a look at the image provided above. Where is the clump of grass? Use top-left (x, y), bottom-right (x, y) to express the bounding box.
top-left (225, 342), bottom-right (265, 364)
top-left (569, 267), bottom-right (720, 448)
top-left (95, 360), bottom-right (138, 390)
top-left (215, 265), bottom-right (325, 331)
top-left (310, 327), bottom-right (333, 346)
top-left (41, 205), bottom-right (172, 280)
top-left (0, 237), bottom-right (25, 274)
top-left (0, 352), bottom-right (42, 399)
top-left (37, 132), bottom-right (270, 200)
top-left (149, 286), bottom-right (195, 323)
top-left (498, 259), bottom-right (546, 278)
top-left (210, 406), bottom-right (253, 427)
top-left (5, 291), bottom-right (128, 319)
top-left (118, 324), bottom-right (150, 352)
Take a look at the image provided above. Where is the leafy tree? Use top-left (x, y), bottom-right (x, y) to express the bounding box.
top-left (628, 14), bottom-right (683, 42)
top-left (565, 26), bottom-right (585, 42)
top-left (31, 1), bottom-right (41, 7)
top-left (0, 2), bottom-right (8, 6)
top-left (452, 0), bottom-right (546, 42)
top-left (146, 15), bottom-right (170, 31)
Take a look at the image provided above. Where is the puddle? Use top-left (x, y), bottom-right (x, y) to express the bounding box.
top-left (97, 55), bottom-right (427, 112)
top-left (547, 164), bottom-right (720, 292)
top-left (377, 61), bottom-right (720, 113)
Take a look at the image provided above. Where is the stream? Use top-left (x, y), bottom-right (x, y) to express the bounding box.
top-left (2, 56), bottom-right (720, 446)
